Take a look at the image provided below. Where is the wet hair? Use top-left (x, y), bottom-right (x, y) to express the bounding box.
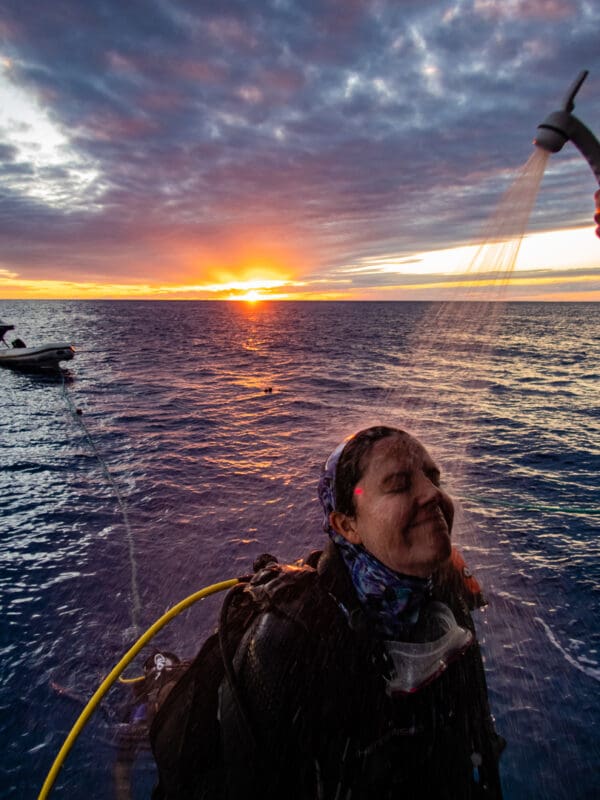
top-left (334, 425), bottom-right (407, 516)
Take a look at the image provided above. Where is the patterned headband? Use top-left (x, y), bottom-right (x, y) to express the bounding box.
top-left (317, 439), bottom-right (349, 533)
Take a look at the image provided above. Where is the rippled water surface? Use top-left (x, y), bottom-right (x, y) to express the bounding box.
top-left (1, 300), bottom-right (598, 798)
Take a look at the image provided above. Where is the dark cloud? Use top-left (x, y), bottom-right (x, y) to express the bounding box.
top-left (0, 0), bottom-right (598, 293)
top-left (0, 142), bottom-right (19, 161)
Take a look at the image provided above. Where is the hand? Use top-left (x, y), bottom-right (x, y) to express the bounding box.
top-left (595, 189), bottom-right (600, 239)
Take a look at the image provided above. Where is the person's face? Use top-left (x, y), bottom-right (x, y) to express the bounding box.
top-left (330, 434), bottom-right (453, 577)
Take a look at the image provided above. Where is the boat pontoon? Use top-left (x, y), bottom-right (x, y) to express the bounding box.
top-left (0, 321), bottom-right (75, 370)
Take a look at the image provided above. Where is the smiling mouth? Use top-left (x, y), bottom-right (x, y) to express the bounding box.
top-left (410, 505), bottom-right (450, 533)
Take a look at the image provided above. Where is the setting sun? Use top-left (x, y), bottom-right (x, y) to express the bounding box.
top-left (242, 289), bottom-right (261, 303)
top-left (220, 275), bottom-right (294, 301)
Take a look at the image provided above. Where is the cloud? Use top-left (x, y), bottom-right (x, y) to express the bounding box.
top-left (0, 0), bottom-right (598, 298)
top-left (473, 0), bottom-right (576, 21)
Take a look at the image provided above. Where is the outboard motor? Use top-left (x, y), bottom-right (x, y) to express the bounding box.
top-left (534, 71), bottom-right (600, 237)
top-left (0, 321), bottom-right (15, 346)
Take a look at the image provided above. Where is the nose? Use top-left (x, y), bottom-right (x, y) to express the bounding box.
top-left (415, 471), bottom-right (454, 526)
top-left (414, 470), bottom-right (444, 503)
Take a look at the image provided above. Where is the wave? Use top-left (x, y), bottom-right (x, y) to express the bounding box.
top-left (534, 617), bottom-right (600, 683)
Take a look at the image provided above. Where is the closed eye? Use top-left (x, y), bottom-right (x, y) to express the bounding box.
top-left (382, 472), bottom-right (410, 492)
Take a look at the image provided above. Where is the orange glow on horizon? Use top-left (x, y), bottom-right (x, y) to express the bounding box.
top-left (0, 225), bottom-right (597, 301)
top-left (0, 271), bottom-right (597, 301)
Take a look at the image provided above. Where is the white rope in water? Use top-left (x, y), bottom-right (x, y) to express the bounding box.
top-left (60, 371), bottom-right (141, 636)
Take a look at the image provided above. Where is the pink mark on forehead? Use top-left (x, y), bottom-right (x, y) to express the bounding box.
top-left (354, 487), bottom-right (364, 495)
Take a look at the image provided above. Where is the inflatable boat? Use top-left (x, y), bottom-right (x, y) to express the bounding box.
top-left (0, 321), bottom-right (75, 370)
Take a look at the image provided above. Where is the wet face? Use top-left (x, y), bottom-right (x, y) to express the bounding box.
top-left (330, 434), bottom-right (453, 577)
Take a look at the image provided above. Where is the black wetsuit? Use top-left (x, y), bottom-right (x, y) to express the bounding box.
top-left (219, 542), bottom-right (504, 799)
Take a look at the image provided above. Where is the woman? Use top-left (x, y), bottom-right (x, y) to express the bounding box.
top-left (152, 426), bottom-right (504, 798)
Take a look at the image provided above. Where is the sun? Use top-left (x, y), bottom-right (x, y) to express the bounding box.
top-left (223, 276), bottom-right (291, 301)
top-left (241, 289), bottom-right (262, 303)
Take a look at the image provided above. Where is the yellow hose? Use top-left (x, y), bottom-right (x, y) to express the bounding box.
top-left (38, 578), bottom-right (239, 799)
top-left (117, 675), bottom-right (145, 684)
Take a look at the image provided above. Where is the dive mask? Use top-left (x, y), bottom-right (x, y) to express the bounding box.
top-left (384, 601), bottom-right (473, 694)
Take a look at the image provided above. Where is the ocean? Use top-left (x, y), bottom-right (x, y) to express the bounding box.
top-left (0, 299), bottom-right (598, 798)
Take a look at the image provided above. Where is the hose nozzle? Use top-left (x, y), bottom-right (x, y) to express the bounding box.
top-left (561, 69), bottom-right (589, 114)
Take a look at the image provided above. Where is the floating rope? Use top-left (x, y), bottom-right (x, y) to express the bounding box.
top-left (60, 370), bottom-right (142, 635)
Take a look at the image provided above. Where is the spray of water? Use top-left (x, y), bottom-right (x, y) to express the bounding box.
top-left (460, 147), bottom-right (550, 286)
top-left (374, 146), bottom-right (550, 441)
top-left (427, 147), bottom-right (550, 341)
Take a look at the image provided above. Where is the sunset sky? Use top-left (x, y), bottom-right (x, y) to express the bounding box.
top-left (1, 0), bottom-right (599, 302)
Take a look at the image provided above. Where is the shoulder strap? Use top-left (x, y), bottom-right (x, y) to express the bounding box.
top-left (218, 559), bottom-right (328, 731)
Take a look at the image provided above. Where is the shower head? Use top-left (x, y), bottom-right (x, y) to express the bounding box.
top-left (534, 70), bottom-right (600, 186)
